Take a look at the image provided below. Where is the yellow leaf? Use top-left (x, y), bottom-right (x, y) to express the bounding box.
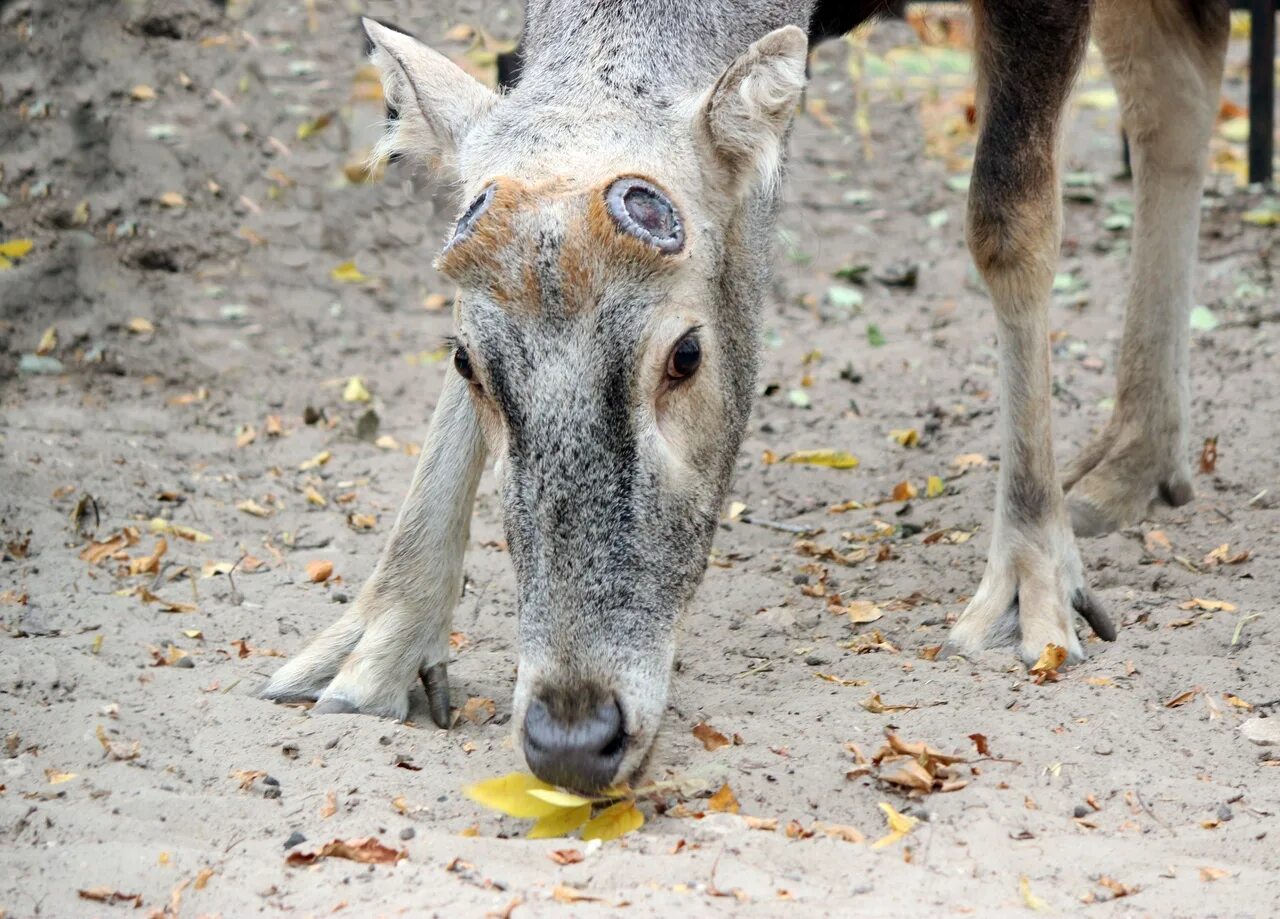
top-left (463, 772), bottom-right (560, 819)
top-left (1076, 88), bottom-right (1117, 110)
top-left (147, 519), bottom-right (212, 542)
top-left (182, 629), bottom-right (203, 639)
top-left (91, 634), bottom-right (104, 654)
top-left (889, 428), bottom-right (919, 448)
top-left (1019, 876), bottom-right (1050, 911)
top-left (304, 485), bottom-right (327, 507)
top-left (1242, 206), bottom-right (1280, 227)
top-left (158, 191), bottom-right (186, 208)
top-left (296, 112), bottom-right (332, 140)
top-left (127, 317), bottom-right (155, 335)
top-left (237, 498), bottom-right (272, 518)
top-left (871, 802), bottom-right (917, 848)
top-left (46, 769), bottom-right (78, 785)
top-left (1179, 598), bottom-right (1237, 612)
top-left (298, 450), bottom-right (331, 471)
top-left (130, 84), bottom-right (156, 101)
top-left (1223, 693), bottom-right (1252, 711)
top-left (193, 867), bottom-right (214, 890)
top-left (528, 804), bottom-right (592, 839)
top-left (891, 480), bottom-right (917, 501)
top-left (331, 260), bottom-right (369, 283)
top-left (1030, 643), bottom-right (1068, 673)
top-left (526, 788), bottom-right (603, 808)
top-left (784, 449), bottom-right (859, 469)
top-left (0, 238), bottom-right (34, 259)
top-left (581, 800), bottom-right (644, 842)
top-left (707, 783), bottom-right (739, 814)
top-left (925, 475), bottom-right (945, 498)
top-left (342, 376), bottom-right (372, 403)
top-left (36, 325), bottom-right (57, 355)
top-left (1218, 116), bottom-right (1249, 143)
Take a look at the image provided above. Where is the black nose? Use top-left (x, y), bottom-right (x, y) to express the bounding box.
top-left (522, 694), bottom-right (627, 792)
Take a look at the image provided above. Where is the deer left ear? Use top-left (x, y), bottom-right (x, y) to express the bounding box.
top-left (362, 17), bottom-right (497, 172)
top-left (695, 25), bottom-right (808, 196)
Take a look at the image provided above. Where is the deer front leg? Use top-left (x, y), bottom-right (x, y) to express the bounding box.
top-left (944, 0), bottom-right (1114, 665)
top-left (260, 371), bottom-right (486, 723)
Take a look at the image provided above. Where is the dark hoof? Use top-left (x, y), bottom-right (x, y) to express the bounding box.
top-left (421, 662), bottom-right (451, 729)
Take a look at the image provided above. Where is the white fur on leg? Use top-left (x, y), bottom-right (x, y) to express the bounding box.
top-left (260, 371), bottom-right (487, 719)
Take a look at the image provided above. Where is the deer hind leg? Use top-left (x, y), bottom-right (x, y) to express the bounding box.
top-left (1063, 0), bottom-right (1229, 536)
top-left (945, 0), bottom-right (1115, 665)
top-left (260, 371), bottom-right (486, 724)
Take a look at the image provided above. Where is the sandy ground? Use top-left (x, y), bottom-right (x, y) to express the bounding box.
top-left (2, 1), bottom-right (1278, 916)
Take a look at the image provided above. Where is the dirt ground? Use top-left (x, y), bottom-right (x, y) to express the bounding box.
top-left (2, 1), bottom-right (1278, 916)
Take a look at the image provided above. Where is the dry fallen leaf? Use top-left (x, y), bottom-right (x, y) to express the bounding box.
top-left (707, 783), bottom-right (740, 814)
top-left (1200, 867), bottom-right (1230, 882)
top-left (1029, 645), bottom-right (1070, 670)
top-left (548, 848), bottom-right (584, 865)
top-left (842, 600), bottom-right (883, 624)
top-left (1198, 436), bottom-right (1218, 474)
top-left (321, 789), bottom-right (337, 818)
top-left (889, 428), bottom-right (919, 448)
top-left (783, 449), bottom-right (859, 469)
top-left (1019, 876), bottom-right (1050, 911)
top-left (460, 696), bottom-right (496, 725)
top-left (285, 837), bottom-right (407, 866)
top-left (581, 800), bottom-right (644, 841)
top-left (968, 733), bottom-right (990, 756)
top-left (871, 801), bottom-right (917, 848)
top-left (343, 376), bottom-right (372, 403)
top-left (860, 693), bottom-right (918, 714)
top-left (306, 559), bottom-right (334, 583)
top-left (890, 480), bottom-right (918, 502)
top-left (330, 261), bottom-right (370, 283)
top-left (692, 722), bottom-right (730, 751)
top-left (1165, 687), bottom-right (1202, 708)
top-left (78, 888), bottom-right (142, 907)
top-left (1179, 598), bottom-right (1236, 612)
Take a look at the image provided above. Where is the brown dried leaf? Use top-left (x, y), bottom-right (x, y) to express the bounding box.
top-left (1165, 687), bottom-right (1201, 708)
top-left (285, 836), bottom-right (407, 866)
top-left (860, 693), bottom-right (918, 714)
top-left (1198, 437), bottom-right (1217, 474)
top-left (460, 697), bottom-right (496, 725)
top-left (548, 848), bottom-right (584, 865)
top-left (968, 733), bottom-right (990, 756)
top-left (306, 559), bottom-right (334, 582)
top-left (692, 722), bottom-right (730, 751)
top-left (78, 887), bottom-right (142, 907)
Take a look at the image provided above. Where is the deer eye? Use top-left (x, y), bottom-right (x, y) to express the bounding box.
top-left (453, 344), bottom-right (476, 383)
top-left (666, 332), bottom-right (702, 381)
top-left (606, 178), bottom-right (684, 252)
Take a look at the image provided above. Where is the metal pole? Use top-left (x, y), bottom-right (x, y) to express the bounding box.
top-left (1249, 0), bottom-right (1276, 185)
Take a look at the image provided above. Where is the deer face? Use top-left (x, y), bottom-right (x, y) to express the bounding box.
top-left (363, 19), bottom-right (807, 791)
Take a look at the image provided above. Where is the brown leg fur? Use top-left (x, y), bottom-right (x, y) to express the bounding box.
top-left (1063, 0), bottom-right (1229, 536)
top-left (946, 0), bottom-right (1113, 663)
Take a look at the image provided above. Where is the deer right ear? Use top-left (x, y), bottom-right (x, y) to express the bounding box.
top-left (695, 25), bottom-right (809, 196)
top-left (362, 18), bottom-right (497, 172)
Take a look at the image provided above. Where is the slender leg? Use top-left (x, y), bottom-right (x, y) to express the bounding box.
top-left (1064, 0), bottom-right (1229, 535)
top-left (261, 370), bottom-right (487, 722)
top-left (945, 0), bottom-right (1113, 665)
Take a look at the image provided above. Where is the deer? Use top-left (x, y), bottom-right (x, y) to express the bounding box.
top-left (262, 0), bottom-right (1230, 793)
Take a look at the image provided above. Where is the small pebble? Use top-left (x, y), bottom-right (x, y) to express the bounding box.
top-left (1072, 804), bottom-right (1090, 818)
top-left (378, 735), bottom-right (392, 746)
top-left (1217, 804), bottom-right (1233, 822)
top-left (325, 737), bottom-right (339, 750)
top-left (262, 775), bottom-right (280, 786)
top-left (399, 827), bottom-right (415, 841)
top-left (283, 831), bottom-right (306, 849)
top-left (173, 657), bottom-right (195, 669)
top-left (263, 786), bottom-right (282, 799)
top-left (281, 743), bottom-right (299, 759)
top-left (332, 591), bottom-right (350, 604)
top-left (1093, 745), bottom-right (1113, 756)
top-left (804, 655), bottom-right (829, 667)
